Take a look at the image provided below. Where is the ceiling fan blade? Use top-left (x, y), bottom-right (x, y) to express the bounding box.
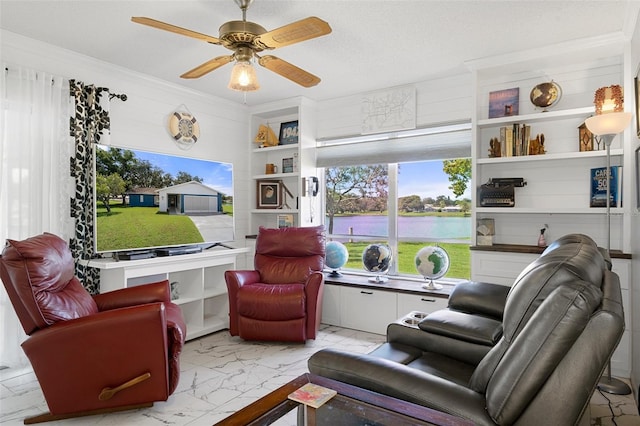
top-left (258, 55), bottom-right (321, 88)
top-left (255, 17), bottom-right (331, 49)
top-left (131, 17), bottom-right (221, 45)
top-left (181, 56), bottom-right (234, 79)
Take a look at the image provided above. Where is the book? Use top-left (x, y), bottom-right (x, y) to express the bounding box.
top-left (282, 157), bottom-right (294, 173)
top-left (590, 166), bottom-right (622, 208)
top-left (288, 383), bottom-right (337, 408)
top-left (489, 88), bottom-right (519, 119)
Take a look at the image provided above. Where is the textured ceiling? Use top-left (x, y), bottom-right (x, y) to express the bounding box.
top-left (1, 1), bottom-right (638, 106)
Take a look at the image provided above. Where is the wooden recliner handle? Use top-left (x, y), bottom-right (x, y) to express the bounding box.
top-left (98, 372), bottom-right (152, 401)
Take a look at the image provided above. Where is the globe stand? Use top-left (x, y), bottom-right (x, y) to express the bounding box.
top-left (369, 274), bottom-right (388, 283)
top-left (328, 269), bottom-right (343, 278)
top-left (422, 279), bottom-right (443, 290)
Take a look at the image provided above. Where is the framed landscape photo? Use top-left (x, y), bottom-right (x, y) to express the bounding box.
top-left (257, 180), bottom-right (281, 209)
top-left (489, 88), bottom-right (519, 119)
top-left (279, 120), bottom-right (299, 145)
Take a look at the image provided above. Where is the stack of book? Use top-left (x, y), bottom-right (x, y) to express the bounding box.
top-left (498, 123), bottom-right (533, 157)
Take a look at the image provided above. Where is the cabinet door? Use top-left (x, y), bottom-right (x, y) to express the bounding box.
top-left (397, 293), bottom-right (448, 316)
top-left (320, 284), bottom-right (341, 326)
top-left (340, 287), bottom-right (396, 335)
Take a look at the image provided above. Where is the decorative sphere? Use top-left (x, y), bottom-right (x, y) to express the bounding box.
top-left (362, 244), bottom-right (392, 274)
top-left (415, 245), bottom-right (450, 281)
top-left (325, 241), bottom-right (349, 270)
top-left (530, 81), bottom-right (562, 110)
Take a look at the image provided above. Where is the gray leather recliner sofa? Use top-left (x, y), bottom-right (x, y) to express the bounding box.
top-left (309, 234), bottom-right (625, 425)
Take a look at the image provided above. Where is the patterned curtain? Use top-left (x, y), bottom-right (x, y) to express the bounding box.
top-left (68, 80), bottom-right (110, 294)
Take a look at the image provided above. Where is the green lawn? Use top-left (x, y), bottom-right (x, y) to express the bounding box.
top-left (340, 241), bottom-right (470, 280)
top-left (96, 204), bottom-right (203, 252)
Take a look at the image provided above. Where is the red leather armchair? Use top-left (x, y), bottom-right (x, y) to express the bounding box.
top-left (0, 233), bottom-right (186, 424)
top-left (225, 226), bottom-right (326, 342)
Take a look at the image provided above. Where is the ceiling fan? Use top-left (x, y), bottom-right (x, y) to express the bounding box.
top-left (131, 0), bottom-right (331, 91)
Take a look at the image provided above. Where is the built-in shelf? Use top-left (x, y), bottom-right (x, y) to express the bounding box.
top-left (251, 208), bottom-right (299, 214)
top-left (477, 106), bottom-right (594, 127)
top-left (252, 172), bottom-right (300, 179)
top-left (475, 207), bottom-right (624, 214)
top-left (253, 144), bottom-right (299, 153)
top-left (477, 148), bottom-right (623, 164)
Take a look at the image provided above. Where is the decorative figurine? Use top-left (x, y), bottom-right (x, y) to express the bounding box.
top-left (488, 138), bottom-right (502, 157)
top-left (537, 226), bottom-right (548, 247)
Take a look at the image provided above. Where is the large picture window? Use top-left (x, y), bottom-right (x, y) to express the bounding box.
top-left (318, 123), bottom-right (472, 281)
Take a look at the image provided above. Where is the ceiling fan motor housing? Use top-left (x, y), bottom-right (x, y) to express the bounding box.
top-left (219, 21), bottom-right (269, 52)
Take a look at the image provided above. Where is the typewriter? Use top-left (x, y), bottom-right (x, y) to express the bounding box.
top-left (479, 178), bottom-right (526, 207)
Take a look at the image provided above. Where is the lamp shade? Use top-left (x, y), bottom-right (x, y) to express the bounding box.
top-left (228, 60), bottom-right (260, 92)
top-left (585, 85), bottom-right (631, 136)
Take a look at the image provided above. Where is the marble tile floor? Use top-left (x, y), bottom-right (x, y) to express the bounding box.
top-left (0, 324), bottom-right (637, 426)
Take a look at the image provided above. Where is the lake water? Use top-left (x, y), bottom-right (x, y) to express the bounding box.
top-left (327, 215), bottom-right (471, 241)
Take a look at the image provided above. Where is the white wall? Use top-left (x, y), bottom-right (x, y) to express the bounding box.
top-left (317, 74), bottom-right (472, 139)
top-left (1, 30), bottom-right (251, 254)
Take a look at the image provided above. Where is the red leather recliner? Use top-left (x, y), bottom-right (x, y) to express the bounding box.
top-left (225, 225), bottom-right (326, 342)
top-left (0, 233), bottom-right (186, 424)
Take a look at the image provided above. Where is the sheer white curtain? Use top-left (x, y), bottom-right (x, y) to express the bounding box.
top-left (0, 65), bottom-right (73, 368)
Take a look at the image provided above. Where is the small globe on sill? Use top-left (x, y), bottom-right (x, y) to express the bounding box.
top-left (325, 241), bottom-right (349, 277)
top-left (362, 243), bottom-right (392, 283)
top-left (415, 245), bottom-right (450, 290)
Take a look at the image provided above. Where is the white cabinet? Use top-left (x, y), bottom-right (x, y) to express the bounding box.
top-left (340, 286), bottom-right (397, 335)
top-left (397, 293), bottom-right (449, 315)
top-left (87, 248), bottom-right (248, 341)
top-left (321, 279), bottom-right (451, 335)
top-left (249, 97), bottom-right (321, 234)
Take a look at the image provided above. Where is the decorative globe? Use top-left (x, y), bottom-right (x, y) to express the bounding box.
top-left (325, 241), bottom-right (349, 277)
top-left (530, 81), bottom-right (562, 111)
top-left (415, 245), bottom-right (450, 290)
top-left (362, 244), bottom-right (392, 282)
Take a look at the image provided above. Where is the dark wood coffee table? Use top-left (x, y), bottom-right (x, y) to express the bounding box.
top-left (214, 373), bottom-right (473, 426)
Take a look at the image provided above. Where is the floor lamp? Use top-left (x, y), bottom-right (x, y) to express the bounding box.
top-left (585, 85), bottom-right (632, 395)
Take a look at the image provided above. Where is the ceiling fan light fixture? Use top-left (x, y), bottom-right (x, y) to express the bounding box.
top-left (228, 59), bottom-right (260, 91)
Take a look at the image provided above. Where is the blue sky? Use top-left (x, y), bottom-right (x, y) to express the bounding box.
top-left (102, 145), bottom-right (234, 197)
top-left (398, 160), bottom-right (471, 200)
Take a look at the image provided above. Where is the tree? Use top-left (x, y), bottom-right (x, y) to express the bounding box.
top-left (399, 195), bottom-right (422, 212)
top-left (96, 173), bottom-right (126, 213)
top-left (325, 165), bottom-right (388, 234)
top-left (442, 158), bottom-right (471, 198)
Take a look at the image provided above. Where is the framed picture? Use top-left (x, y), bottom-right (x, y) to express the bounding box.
top-left (277, 214), bottom-right (294, 228)
top-left (279, 120), bottom-right (299, 145)
top-left (488, 88), bottom-right (519, 119)
top-left (282, 157), bottom-right (294, 173)
top-left (257, 180), bottom-right (281, 209)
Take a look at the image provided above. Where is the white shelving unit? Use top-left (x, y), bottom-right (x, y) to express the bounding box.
top-left (467, 34), bottom-right (634, 378)
top-left (248, 97), bottom-right (321, 235)
top-left (87, 248), bottom-right (248, 341)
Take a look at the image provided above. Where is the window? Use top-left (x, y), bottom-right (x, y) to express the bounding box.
top-left (318, 123), bottom-right (472, 281)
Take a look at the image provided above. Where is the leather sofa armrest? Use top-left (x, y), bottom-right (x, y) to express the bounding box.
top-left (448, 281), bottom-right (510, 319)
top-left (93, 280), bottom-right (171, 311)
top-left (308, 348), bottom-right (493, 424)
top-left (418, 309), bottom-right (502, 346)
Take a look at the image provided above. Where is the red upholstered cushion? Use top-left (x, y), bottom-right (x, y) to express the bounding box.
top-left (237, 283), bottom-right (306, 320)
top-left (4, 233), bottom-right (98, 327)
